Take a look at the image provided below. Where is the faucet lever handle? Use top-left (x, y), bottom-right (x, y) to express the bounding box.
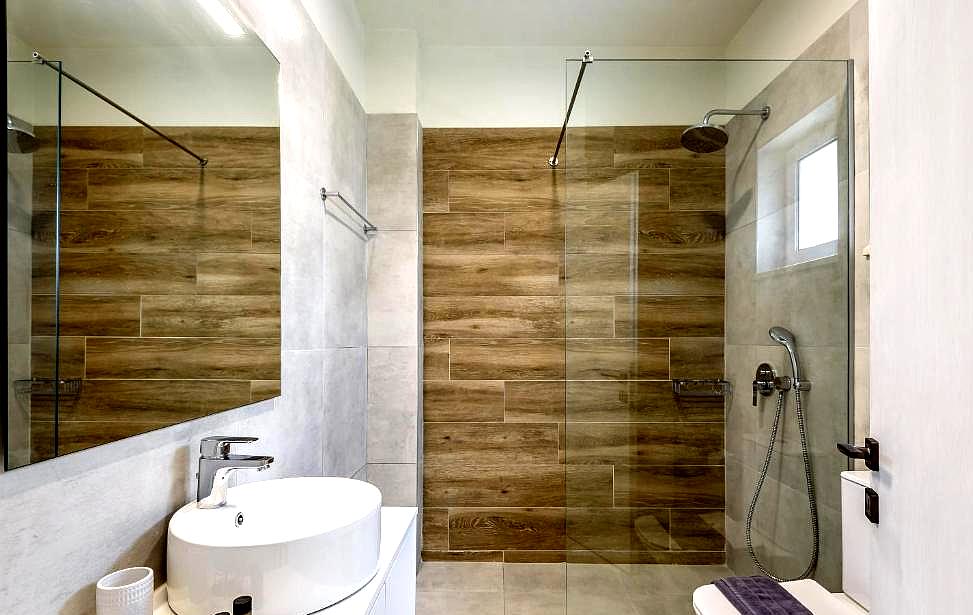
top-left (200, 436), bottom-right (258, 458)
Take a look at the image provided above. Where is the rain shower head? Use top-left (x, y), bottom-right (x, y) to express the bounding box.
top-left (680, 123), bottom-right (729, 154)
top-left (7, 114), bottom-right (39, 154)
top-left (769, 326), bottom-right (801, 381)
top-left (680, 106), bottom-right (771, 154)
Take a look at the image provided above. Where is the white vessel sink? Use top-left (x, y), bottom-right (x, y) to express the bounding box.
top-left (167, 477), bottom-right (382, 615)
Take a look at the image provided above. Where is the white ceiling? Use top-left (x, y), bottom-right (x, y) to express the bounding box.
top-left (354, 0), bottom-right (763, 47)
top-left (6, 0), bottom-right (263, 49)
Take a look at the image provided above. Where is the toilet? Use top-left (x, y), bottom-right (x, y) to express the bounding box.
top-left (692, 471), bottom-right (873, 614)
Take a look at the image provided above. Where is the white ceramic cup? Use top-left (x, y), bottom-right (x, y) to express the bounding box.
top-left (96, 567), bottom-right (154, 615)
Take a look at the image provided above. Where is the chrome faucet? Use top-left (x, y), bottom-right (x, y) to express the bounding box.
top-left (196, 436), bottom-right (274, 509)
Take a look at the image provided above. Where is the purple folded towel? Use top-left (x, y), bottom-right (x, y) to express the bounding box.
top-left (713, 576), bottom-right (812, 615)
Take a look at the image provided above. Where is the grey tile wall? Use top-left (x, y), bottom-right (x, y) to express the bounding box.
top-left (0, 2), bottom-right (369, 612)
top-left (723, 0), bottom-right (869, 591)
top-left (365, 114), bottom-right (422, 508)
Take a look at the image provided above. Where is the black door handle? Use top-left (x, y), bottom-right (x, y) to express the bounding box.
top-left (837, 437), bottom-right (879, 471)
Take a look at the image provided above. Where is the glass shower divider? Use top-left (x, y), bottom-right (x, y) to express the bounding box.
top-left (560, 58), bottom-right (853, 611)
top-left (5, 57), bottom-right (61, 470)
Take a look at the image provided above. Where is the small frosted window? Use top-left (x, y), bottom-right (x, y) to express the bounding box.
top-left (797, 140), bottom-right (839, 250)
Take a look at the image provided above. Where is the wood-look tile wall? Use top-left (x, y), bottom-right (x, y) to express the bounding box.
top-left (29, 126), bottom-right (280, 460)
top-left (421, 126), bottom-right (726, 564)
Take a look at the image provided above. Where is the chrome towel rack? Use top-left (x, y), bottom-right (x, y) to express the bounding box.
top-left (320, 187), bottom-right (378, 236)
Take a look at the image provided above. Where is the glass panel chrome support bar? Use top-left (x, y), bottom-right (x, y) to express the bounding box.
top-left (32, 52), bottom-right (209, 167)
top-left (320, 187), bottom-right (378, 236)
top-left (549, 49), bottom-right (593, 168)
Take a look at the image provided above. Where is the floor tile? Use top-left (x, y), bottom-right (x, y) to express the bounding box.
top-left (417, 562), bottom-right (503, 592)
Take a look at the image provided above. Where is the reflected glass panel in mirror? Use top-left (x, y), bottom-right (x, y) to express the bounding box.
top-left (4, 0), bottom-right (280, 470)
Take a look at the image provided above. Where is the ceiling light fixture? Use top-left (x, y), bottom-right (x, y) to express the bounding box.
top-left (197, 0), bottom-right (246, 37)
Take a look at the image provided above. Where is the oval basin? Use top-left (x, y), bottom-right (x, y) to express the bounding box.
top-left (167, 477), bottom-right (381, 615)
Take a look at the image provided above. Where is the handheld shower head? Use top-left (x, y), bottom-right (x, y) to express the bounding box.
top-left (768, 326), bottom-right (801, 381)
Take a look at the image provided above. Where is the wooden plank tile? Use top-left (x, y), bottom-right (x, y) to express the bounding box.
top-left (424, 337), bottom-right (450, 380)
top-left (634, 423), bottom-right (724, 465)
top-left (251, 380), bottom-right (281, 401)
top-left (32, 295), bottom-right (140, 337)
top-left (614, 465), bottom-right (725, 508)
top-left (57, 210), bottom-right (251, 252)
top-left (564, 254), bottom-right (633, 296)
top-left (670, 509), bottom-right (726, 551)
top-left (565, 381), bottom-right (629, 422)
top-left (566, 508), bottom-right (670, 551)
top-left (53, 380), bottom-right (253, 422)
top-left (565, 210), bottom-right (633, 254)
top-left (639, 169), bottom-right (670, 205)
top-left (638, 252), bottom-right (725, 296)
top-left (638, 211), bottom-right (725, 254)
top-left (670, 168), bottom-right (725, 210)
top-left (424, 380), bottom-right (505, 422)
top-left (423, 508), bottom-right (450, 550)
top-left (424, 464), bottom-right (566, 507)
top-left (565, 338), bottom-right (669, 380)
top-left (54, 421), bottom-right (166, 455)
top-left (197, 253), bottom-right (280, 295)
top-left (449, 170), bottom-right (564, 212)
top-left (565, 465), bottom-right (615, 507)
top-left (31, 336), bottom-right (84, 379)
top-left (450, 339), bottom-right (565, 380)
top-left (504, 381), bottom-right (565, 423)
top-left (565, 381), bottom-right (724, 423)
top-left (670, 337), bottom-right (724, 379)
top-left (504, 211), bottom-right (564, 254)
top-left (34, 126), bottom-right (142, 169)
top-left (424, 255), bottom-right (561, 296)
top-left (423, 213), bottom-right (505, 254)
top-left (423, 170), bottom-right (449, 212)
top-left (34, 252), bottom-right (197, 295)
top-left (421, 550), bottom-right (503, 562)
top-left (33, 167), bottom-right (87, 210)
top-left (449, 508), bottom-right (566, 551)
top-left (424, 296), bottom-right (563, 338)
top-left (566, 550), bottom-right (725, 565)
top-left (87, 168), bottom-right (280, 211)
top-left (503, 551), bottom-right (567, 563)
top-left (629, 382), bottom-right (725, 423)
top-left (615, 296), bottom-right (724, 337)
top-left (564, 423), bottom-right (723, 465)
top-left (85, 338), bottom-right (280, 380)
top-left (566, 296), bottom-right (615, 338)
top-left (424, 423), bottom-right (559, 465)
top-left (424, 128), bottom-right (560, 170)
top-left (251, 210), bottom-right (281, 252)
top-left (562, 127), bottom-right (615, 168)
top-left (141, 295), bottom-right (280, 338)
top-left (563, 168), bottom-right (638, 211)
top-left (142, 127), bottom-right (279, 168)
top-left (613, 126), bottom-right (725, 169)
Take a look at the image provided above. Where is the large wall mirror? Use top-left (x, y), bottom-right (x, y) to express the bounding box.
top-left (4, 0), bottom-right (281, 470)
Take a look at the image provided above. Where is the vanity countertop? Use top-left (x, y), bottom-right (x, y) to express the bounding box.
top-left (153, 506), bottom-right (418, 615)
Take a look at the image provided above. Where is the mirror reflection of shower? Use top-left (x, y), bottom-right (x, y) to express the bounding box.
top-left (680, 106), bottom-right (771, 153)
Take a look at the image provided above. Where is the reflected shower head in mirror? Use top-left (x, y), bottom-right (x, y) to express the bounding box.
top-left (680, 106), bottom-right (771, 153)
top-left (7, 114), bottom-right (39, 154)
top-left (769, 325), bottom-right (801, 381)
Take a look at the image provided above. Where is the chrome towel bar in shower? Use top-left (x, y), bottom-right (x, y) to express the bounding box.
top-left (320, 187), bottom-right (378, 236)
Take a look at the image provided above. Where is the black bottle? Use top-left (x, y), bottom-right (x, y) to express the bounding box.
top-left (232, 596), bottom-right (253, 615)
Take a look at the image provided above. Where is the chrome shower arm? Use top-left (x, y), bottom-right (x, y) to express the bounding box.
top-left (702, 106), bottom-right (772, 124)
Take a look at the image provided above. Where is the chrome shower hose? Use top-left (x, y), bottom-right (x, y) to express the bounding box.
top-left (745, 388), bottom-right (820, 581)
